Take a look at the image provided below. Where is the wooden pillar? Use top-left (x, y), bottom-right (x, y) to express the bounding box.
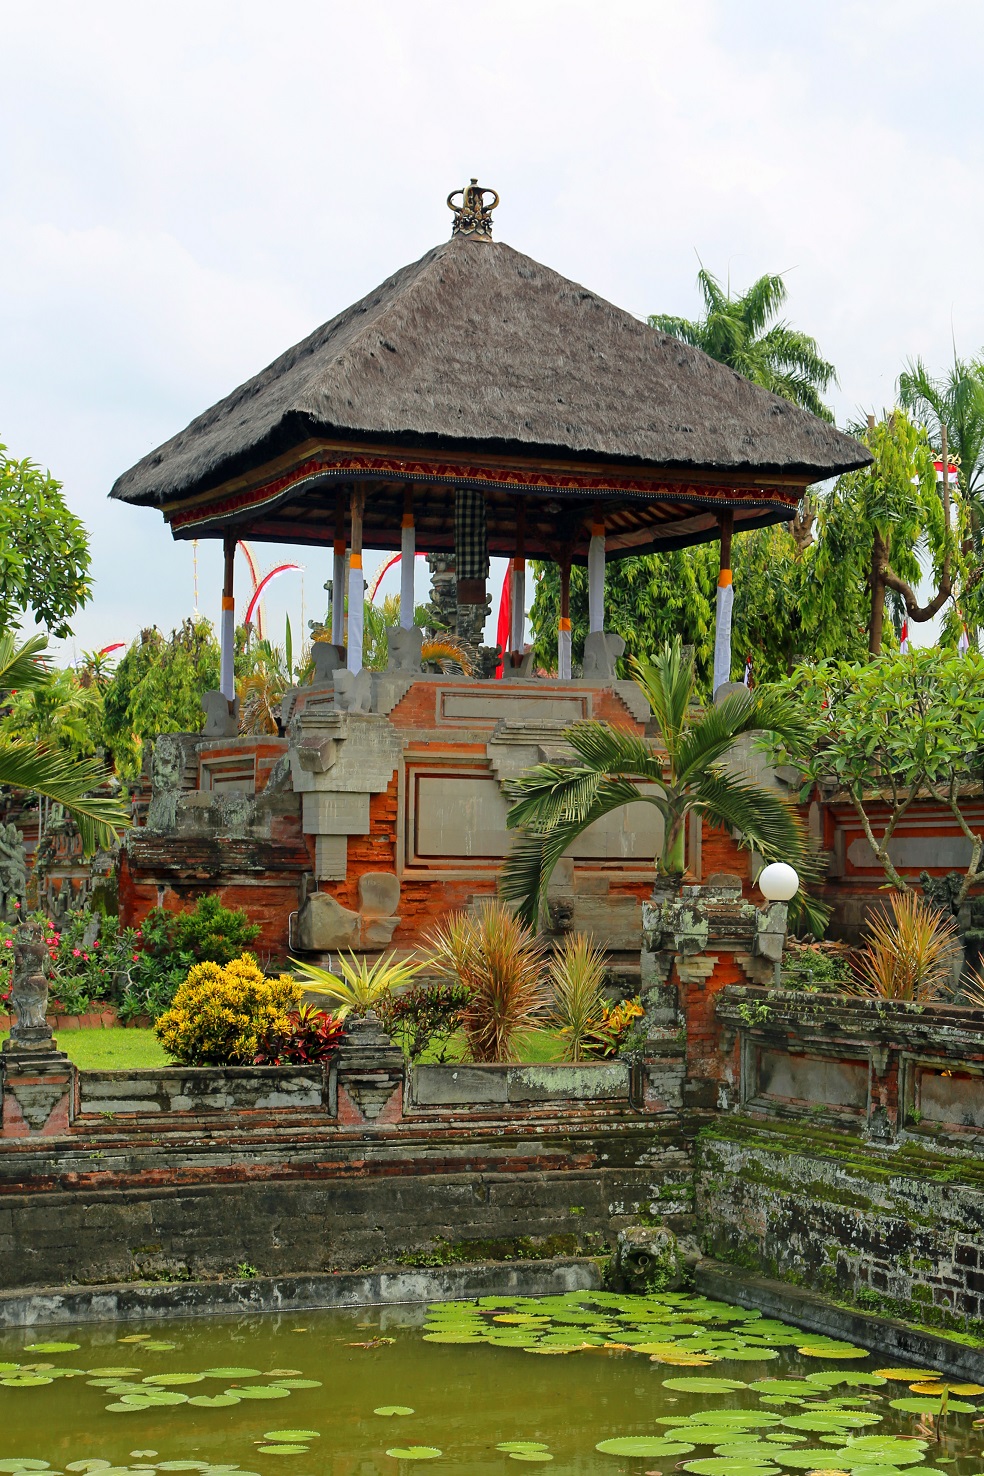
top-left (712, 509), bottom-right (734, 696)
top-left (587, 519), bottom-right (605, 633)
top-left (332, 493), bottom-right (346, 646)
top-left (510, 501), bottom-right (526, 665)
top-left (347, 488), bottom-right (365, 675)
top-left (220, 536), bottom-right (236, 700)
top-left (558, 559), bottom-right (572, 680)
top-left (400, 489), bottom-right (415, 630)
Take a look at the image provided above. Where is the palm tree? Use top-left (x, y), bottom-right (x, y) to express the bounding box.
top-left (0, 632), bottom-right (129, 853)
top-left (898, 355), bottom-right (984, 541)
top-left (650, 267), bottom-right (837, 421)
top-left (500, 639), bottom-right (814, 927)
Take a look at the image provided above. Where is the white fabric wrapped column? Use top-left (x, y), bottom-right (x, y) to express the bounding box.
top-left (346, 490), bottom-right (365, 675)
top-left (400, 511), bottom-right (415, 629)
top-left (220, 539), bottom-right (235, 700)
top-left (558, 560), bottom-right (572, 679)
top-left (587, 522), bottom-right (605, 633)
top-left (510, 558), bottom-right (525, 654)
top-left (331, 537), bottom-right (346, 645)
top-left (712, 511), bottom-right (734, 696)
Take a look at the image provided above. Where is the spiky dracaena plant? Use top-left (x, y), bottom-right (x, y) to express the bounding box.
top-left (291, 951), bottom-right (423, 1018)
top-left (427, 901), bottom-right (548, 1063)
top-left (501, 637), bottom-right (817, 928)
top-left (547, 933), bottom-right (609, 1062)
top-left (851, 893), bottom-right (959, 1003)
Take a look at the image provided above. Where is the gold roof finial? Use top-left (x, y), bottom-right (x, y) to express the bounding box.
top-left (447, 179), bottom-right (498, 240)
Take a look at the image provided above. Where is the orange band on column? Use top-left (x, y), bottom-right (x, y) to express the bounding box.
top-left (221, 596), bottom-right (235, 610)
top-left (591, 522), bottom-right (605, 538)
top-left (402, 514), bottom-right (415, 529)
top-left (514, 557), bottom-right (525, 572)
top-left (349, 552), bottom-right (362, 569)
top-left (718, 570), bottom-right (733, 587)
top-left (333, 538), bottom-right (346, 556)
top-left (559, 617), bottom-right (571, 632)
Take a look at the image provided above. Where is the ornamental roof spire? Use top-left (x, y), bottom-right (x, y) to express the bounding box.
top-left (447, 179), bottom-right (498, 240)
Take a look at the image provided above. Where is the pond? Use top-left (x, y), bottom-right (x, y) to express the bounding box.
top-left (0, 1290), bottom-right (981, 1474)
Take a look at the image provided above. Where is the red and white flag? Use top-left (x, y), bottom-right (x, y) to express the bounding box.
top-left (899, 620), bottom-right (910, 654)
top-left (934, 459), bottom-right (960, 486)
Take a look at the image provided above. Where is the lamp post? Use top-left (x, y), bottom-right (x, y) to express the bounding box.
top-left (757, 862), bottom-right (799, 988)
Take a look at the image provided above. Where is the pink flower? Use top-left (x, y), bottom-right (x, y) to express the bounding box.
top-left (132, 953), bottom-right (139, 962)
top-left (3, 939), bottom-right (11, 948)
top-left (83, 953), bottom-right (89, 961)
top-left (13, 902), bottom-right (20, 909)
top-left (72, 948), bottom-right (81, 957)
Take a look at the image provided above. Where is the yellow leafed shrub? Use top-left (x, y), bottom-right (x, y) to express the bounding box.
top-left (154, 953), bottom-right (301, 1065)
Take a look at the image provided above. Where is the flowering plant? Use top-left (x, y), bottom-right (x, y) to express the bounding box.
top-left (154, 953), bottom-right (301, 1065)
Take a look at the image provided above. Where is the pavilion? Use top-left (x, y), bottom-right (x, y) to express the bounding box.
top-left (111, 183), bottom-right (868, 697)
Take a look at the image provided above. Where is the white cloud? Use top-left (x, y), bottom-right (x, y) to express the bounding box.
top-left (2, 0), bottom-right (983, 656)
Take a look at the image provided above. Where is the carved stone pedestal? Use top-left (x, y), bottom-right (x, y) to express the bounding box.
top-left (1, 1041), bottom-right (76, 1138)
top-left (334, 1013), bottom-right (405, 1125)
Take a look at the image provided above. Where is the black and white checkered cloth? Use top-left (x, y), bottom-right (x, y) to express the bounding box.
top-left (455, 488), bottom-right (489, 581)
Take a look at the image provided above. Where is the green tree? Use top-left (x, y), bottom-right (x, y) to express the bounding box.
top-left (500, 638), bottom-right (811, 925)
top-left (0, 633), bottom-right (129, 852)
top-left (650, 268), bottom-right (837, 420)
top-left (828, 411), bottom-right (968, 654)
top-left (0, 442), bottom-right (92, 638)
top-left (102, 618), bottom-right (220, 775)
top-left (773, 649), bottom-right (984, 906)
top-left (898, 355), bottom-right (984, 542)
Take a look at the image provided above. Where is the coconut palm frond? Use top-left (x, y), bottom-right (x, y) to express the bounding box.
top-left (630, 641), bottom-right (694, 760)
top-left (422, 637), bottom-right (474, 674)
top-left (0, 631), bottom-right (51, 697)
top-left (0, 739), bottom-right (128, 853)
top-left (673, 686), bottom-right (810, 784)
top-left (692, 769), bottom-right (804, 861)
top-left (563, 720), bottom-right (666, 783)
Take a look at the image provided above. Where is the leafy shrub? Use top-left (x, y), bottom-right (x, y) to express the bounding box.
top-left (546, 934), bottom-right (609, 1062)
top-left (292, 950), bottom-right (423, 1018)
top-left (154, 953), bottom-right (300, 1065)
top-left (427, 901), bottom-right (548, 1063)
top-left (254, 1003), bottom-right (345, 1065)
top-left (140, 894), bottom-right (260, 968)
top-left (376, 980), bottom-right (472, 1061)
top-left (852, 893), bottom-right (958, 1003)
top-left (590, 998), bottom-right (645, 1056)
top-left (782, 940), bottom-right (854, 993)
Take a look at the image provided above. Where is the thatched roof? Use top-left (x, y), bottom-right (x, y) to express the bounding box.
top-left (111, 235), bottom-right (868, 514)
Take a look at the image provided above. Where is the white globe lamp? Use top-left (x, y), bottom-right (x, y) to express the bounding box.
top-left (758, 862), bottom-right (799, 903)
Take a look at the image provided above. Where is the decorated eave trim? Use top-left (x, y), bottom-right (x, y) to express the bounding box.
top-left (165, 452), bottom-right (802, 536)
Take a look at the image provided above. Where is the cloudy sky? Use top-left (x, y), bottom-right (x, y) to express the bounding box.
top-left (2, 0), bottom-right (982, 659)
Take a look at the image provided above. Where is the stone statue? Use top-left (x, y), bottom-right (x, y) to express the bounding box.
top-left (6, 919), bottom-right (52, 1047)
top-left (200, 690), bottom-right (240, 738)
top-left (0, 822), bottom-right (27, 922)
top-left (146, 734), bottom-right (190, 832)
top-left (582, 630), bottom-right (626, 681)
top-left (311, 643), bottom-right (345, 684)
top-left (385, 626), bottom-right (424, 673)
top-left (333, 669), bottom-right (373, 713)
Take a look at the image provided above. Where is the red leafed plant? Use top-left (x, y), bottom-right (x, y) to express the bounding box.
top-left (254, 1003), bottom-right (345, 1065)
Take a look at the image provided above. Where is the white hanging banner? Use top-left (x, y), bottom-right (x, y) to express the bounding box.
top-left (347, 555), bottom-right (364, 674)
top-left (332, 540), bottom-right (346, 645)
top-left (558, 618), bottom-right (572, 680)
top-left (713, 574), bottom-right (734, 695)
top-left (587, 526), bottom-right (605, 633)
top-left (400, 518), bottom-right (416, 629)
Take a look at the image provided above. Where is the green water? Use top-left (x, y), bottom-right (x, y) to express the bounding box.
top-left (0, 1291), bottom-right (981, 1474)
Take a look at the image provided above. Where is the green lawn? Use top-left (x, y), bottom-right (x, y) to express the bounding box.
top-left (1, 1028), bottom-right (169, 1069)
top-left (1, 1025), bottom-right (571, 1071)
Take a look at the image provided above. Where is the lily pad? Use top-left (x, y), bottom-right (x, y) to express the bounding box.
top-left (263, 1431), bottom-right (320, 1441)
top-left (143, 1373), bottom-right (206, 1386)
top-left (508, 1457), bottom-right (553, 1464)
top-left (596, 1439), bottom-right (697, 1457)
top-left (0, 1465), bottom-right (51, 1472)
top-left (67, 1465), bottom-right (113, 1473)
top-left (888, 1397), bottom-right (976, 1414)
top-left (228, 1386), bottom-right (290, 1399)
top-left (22, 1343), bottom-right (80, 1354)
top-left (799, 1345), bottom-right (868, 1360)
top-left (105, 1402), bottom-right (144, 1413)
top-left (497, 1445), bottom-right (550, 1454)
top-left (86, 1368), bottom-right (144, 1377)
top-left (188, 1394), bottom-right (242, 1407)
top-left (872, 1368), bottom-right (938, 1380)
top-left (141, 1342), bottom-right (177, 1352)
top-left (2, 1376), bottom-right (54, 1387)
top-left (682, 1460), bottom-right (781, 1476)
top-left (909, 1381), bottom-right (984, 1395)
top-left (202, 1367), bottom-right (262, 1378)
top-left (376, 1407), bottom-right (416, 1416)
top-left (269, 1378), bottom-right (322, 1389)
top-left (663, 1377), bottom-right (748, 1392)
top-left (255, 1448), bottom-right (307, 1457)
top-left (385, 1449), bottom-right (442, 1461)
top-left (774, 1451), bottom-right (852, 1469)
top-left (117, 1336), bottom-right (151, 1343)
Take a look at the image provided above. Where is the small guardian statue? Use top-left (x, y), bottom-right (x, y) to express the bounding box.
top-left (4, 919), bottom-right (53, 1052)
